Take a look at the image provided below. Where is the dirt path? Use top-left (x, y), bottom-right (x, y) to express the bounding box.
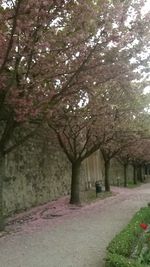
top-left (0, 184), bottom-right (150, 267)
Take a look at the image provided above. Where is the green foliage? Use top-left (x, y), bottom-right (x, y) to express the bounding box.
top-left (127, 181), bottom-right (141, 189)
top-left (140, 249), bottom-right (150, 265)
top-left (105, 207), bottom-right (150, 267)
top-left (81, 189), bottom-right (113, 203)
top-left (136, 230), bottom-right (150, 264)
top-left (106, 253), bottom-right (144, 267)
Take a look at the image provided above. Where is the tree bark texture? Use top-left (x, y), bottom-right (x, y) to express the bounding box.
top-left (139, 164), bottom-right (144, 183)
top-left (105, 160), bottom-right (110, 192)
top-left (0, 154), bottom-right (5, 231)
top-left (138, 165), bottom-right (143, 182)
top-left (70, 161), bottom-right (81, 205)
top-left (124, 164), bottom-right (127, 187)
top-left (133, 164), bottom-right (137, 185)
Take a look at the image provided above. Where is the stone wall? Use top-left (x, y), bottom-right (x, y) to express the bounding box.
top-left (110, 159), bottom-right (134, 186)
top-left (2, 130), bottom-right (135, 216)
top-left (3, 133), bottom-right (73, 216)
top-left (83, 150), bottom-right (105, 188)
top-left (83, 151), bottom-right (134, 188)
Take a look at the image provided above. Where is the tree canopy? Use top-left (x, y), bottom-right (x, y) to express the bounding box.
top-left (0, 0), bottom-right (150, 218)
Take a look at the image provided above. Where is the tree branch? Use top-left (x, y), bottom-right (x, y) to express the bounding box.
top-left (0, 0), bottom-right (22, 74)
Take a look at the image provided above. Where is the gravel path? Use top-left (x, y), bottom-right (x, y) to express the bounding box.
top-left (0, 184), bottom-right (150, 267)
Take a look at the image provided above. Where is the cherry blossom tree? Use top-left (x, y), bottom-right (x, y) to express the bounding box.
top-left (0, 0), bottom-right (103, 229)
top-left (48, 97), bottom-right (115, 204)
top-left (0, 0), bottom-right (149, 228)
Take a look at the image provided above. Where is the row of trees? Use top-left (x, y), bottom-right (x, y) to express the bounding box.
top-left (49, 89), bottom-right (150, 202)
top-left (0, 0), bottom-right (149, 230)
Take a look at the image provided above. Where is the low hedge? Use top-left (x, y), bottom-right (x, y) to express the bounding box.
top-left (105, 207), bottom-right (150, 267)
top-left (106, 253), bottom-right (144, 267)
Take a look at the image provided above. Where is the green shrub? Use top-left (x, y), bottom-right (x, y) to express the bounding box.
top-left (105, 207), bottom-right (150, 267)
top-left (106, 253), bottom-right (144, 267)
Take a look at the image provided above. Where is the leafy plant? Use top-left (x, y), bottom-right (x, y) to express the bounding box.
top-left (105, 207), bottom-right (150, 267)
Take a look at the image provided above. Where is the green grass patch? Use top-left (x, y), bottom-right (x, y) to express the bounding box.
top-left (127, 181), bottom-right (142, 189)
top-left (105, 207), bottom-right (150, 267)
top-left (112, 180), bottom-right (142, 189)
top-left (81, 189), bottom-right (114, 204)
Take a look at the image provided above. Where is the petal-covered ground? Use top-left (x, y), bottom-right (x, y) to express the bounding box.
top-left (0, 184), bottom-right (150, 267)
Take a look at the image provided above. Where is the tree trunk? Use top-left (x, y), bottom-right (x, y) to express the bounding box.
top-left (144, 164), bottom-right (147, 180)
top-left (105, 160), bottom-right (110, 192)
top-left (139, 165), bottom-right (143, 182)
top-left (70, 161), bottom-right (81, 205)
top-left (137, 164), bottom-right (143, 183)
top-left (124, 164), bottom-right (127, 187)
top-left (133, 164), bottom-right (137, 185)
top-left (0, 154), bottom-right (5, 231)
top-left (145, 165), bottom-right (148, 175)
